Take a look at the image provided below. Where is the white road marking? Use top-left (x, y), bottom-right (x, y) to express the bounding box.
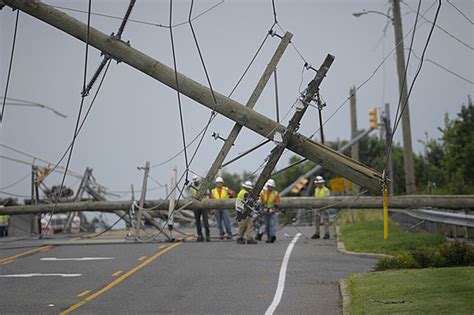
top-left (40, 257), bottom-right (115, 261)
top-left (0, 273), bottom-right (82, 278)
top-left (265, 233), bottom-right (301, 315)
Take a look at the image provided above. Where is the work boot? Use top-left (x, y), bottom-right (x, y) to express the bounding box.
top-left (255, 232), bottom-right (263, 241)
top-left (205, 236), bottom-right (211, 242)
top-left (247, 239), bottom-right (257, 244)
top-left (323, 234), bottom-right (330, 239)
top-left (311, 233), bottom-right (320, 239)
top-left (236, 238), bottom-right (246, 244)
top-left (225, 234), bottom-right (233, 240)
top-left (196, 235), bottom-right (204, 242)
top-left (271, 235), bottom-right (276, 243)
top-left (265, 239), bottom-right (271, 243)
top-left (219, 234), bottom-right (225, 240)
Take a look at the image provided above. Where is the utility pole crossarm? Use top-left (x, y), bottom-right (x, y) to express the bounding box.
top-left (195, 32), bottom-right (293, 200)
top-left (3, 0), bottom-right (384, 194)
top-left (248, 54), bottom-right (334, 208)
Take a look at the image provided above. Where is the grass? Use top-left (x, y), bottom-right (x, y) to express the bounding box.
top-left (338, 209), bottom-right (445, 255)
top-left (346, 267), bottom-right (474, 314)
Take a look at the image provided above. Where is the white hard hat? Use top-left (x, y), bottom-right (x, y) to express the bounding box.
top-left (192, 175), bottom-right (200, 182)
top-left (215, 176), bottom-right (224, 183)
top-left (266, 179), bottom-right (276, 187)
top-left (242, 180), bottom-right (254, 189)
top-left (314, 176), bottom-right (325, 184)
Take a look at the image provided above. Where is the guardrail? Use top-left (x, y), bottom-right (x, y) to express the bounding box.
top-left (390, 208), bottom-right (474, 240)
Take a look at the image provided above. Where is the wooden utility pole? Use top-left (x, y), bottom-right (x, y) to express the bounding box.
top-left (392, 0), bottom-right (416, 194)
top-left (168, 166), bottom-right (177, 236)
top-left (3, 195), bottom-right (474, 214)
top-left (383, 103), bottom-right (394, 196)
top-left (3, 0), bottom-right (384, 194)
top-left (134, 161), bottom-right (150, 237)
top-left (349, 86), bottom-right (360, 195)
top-left (195, 32), bottom-right (292, 200)
top-left (244, 54), bottom-right (334, 217)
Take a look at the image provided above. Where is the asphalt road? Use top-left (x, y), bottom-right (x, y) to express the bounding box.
top-left (0, 226), bottom-right (375, 314)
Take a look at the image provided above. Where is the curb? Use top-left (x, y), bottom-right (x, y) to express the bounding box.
top-left (339, 278), bottom-right (350, 315)
top-left (336, 226), bottom-right (392, 259)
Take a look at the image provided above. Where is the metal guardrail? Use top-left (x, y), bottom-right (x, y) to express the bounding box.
top-left (390, 208), bottom-right (474, 239)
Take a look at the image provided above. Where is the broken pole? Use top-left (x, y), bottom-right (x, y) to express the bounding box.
top-left (195, 31), bottom-right (293, 200)
top-left (134, 161), bottom-right (150, 237)
top-left (3, 0), bottom-right (383, 194)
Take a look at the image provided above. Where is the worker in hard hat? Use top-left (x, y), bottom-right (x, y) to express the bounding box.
top-left (257, 179), bottom-right (280, 243)
top-left (312, 176), bottom-right (330, 239)
top-left (210, 176), bottom-right (235, 239)
top-left (235, 180), bottom-right (257, 244)
top-left (0, 213), bottom-right (9, 237)
top-left (190, 175), bottom-right (210, 242)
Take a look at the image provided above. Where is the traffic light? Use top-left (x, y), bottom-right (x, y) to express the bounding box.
top-left (291, 177), bottom-right (309, 194)
top-left (369, 108), bottom-right (378, 129)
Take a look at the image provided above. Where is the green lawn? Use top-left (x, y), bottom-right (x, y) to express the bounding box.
top-left (346, 267), bottom-right (474, 314)
top-left (338, 210), bottom-right (445, 255)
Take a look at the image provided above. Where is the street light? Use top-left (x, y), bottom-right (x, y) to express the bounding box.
top-left (352, 0), bottom-right (417, 194)
top-left (352, 9), bottom-right (393, 21)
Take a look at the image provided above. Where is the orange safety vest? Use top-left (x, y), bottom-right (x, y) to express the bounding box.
top-left (260, 189), bottom-right (280, 209)
top-left (212, 187), bottom-right (229, 200)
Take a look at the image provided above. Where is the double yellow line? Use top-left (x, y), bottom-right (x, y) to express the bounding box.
top-left (61, 242), bottom-right (183, 314)
top-left (0, 246), bottom-right (51, 265)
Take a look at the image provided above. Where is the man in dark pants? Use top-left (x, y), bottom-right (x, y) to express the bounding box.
top-left (190, 176), bottom-right (210, 242)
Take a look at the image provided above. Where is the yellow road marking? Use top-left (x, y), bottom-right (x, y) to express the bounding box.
top-left (112, 271), bottom-right (122, 277)
top-left (159, 245), bottom-right (166, 249)
top-left (1, 259), bottom-right (13, 265)
top-left (77, 290), bottom-right (91, 298)
top-left (137, 256), bottom-right (147, 261)
top-left (0, 246), bottom-right (52, 264)
top-left (60, 243), bottom-right (182, 314)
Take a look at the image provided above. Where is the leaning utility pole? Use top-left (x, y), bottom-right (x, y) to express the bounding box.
top-left (135, 161), bottom-right (150, 237)
top-left (2, 0), bottom-right (384, 194)
top-left (349, 86), bottom-right (359, 194)
top-left (195, 31), bottom-right (293, 200)
top-left (392, 0), bottom-right (416, 194)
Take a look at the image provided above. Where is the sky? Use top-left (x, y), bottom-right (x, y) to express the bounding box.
top-left (1, 0), bottom-right (473, 204)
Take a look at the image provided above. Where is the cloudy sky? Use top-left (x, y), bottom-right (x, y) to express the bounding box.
top-left (1, 0), bottom-right (473, 202)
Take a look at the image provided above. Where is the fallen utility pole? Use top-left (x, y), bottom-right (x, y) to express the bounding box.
top-left (2, 195), bottom-right (474, 215)
top-left (245, 54), bottom-right (334, 217)
top-left (195, 31), bottom-right (293, 200)
top-left (3, 0), bottom-right (383, 194)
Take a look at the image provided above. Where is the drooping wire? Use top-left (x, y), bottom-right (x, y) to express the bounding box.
top-left (0, 172), bottom-right (30, 191)
top-left (169, 0), bottom-right (190, 185)
top-left (1, 10), bottom-right (20, 124)
top-left (388, 0), bottom-right (443, 166)
top-left (41, 58), bottom-right (112, 181)
top-left (50, 1), bottom-right (224, 29)
top-left (43, 0), bottom-right (93, 235)
top-left (405, 47), bottom-right (474, 85)
top-left (307, 0), bottom-right (438, 141)
top-left (403, 0), bottom-right (473, 51)
top-left (271, 0), bottom-right (278, 24)
top-left (389, 0), bottom-right (422, 164)
top-left (447, 0), bottom-right (473, 25)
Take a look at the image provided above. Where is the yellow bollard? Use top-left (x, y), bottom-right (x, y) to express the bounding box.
top-left (383, 186), bottom-right (389, 240)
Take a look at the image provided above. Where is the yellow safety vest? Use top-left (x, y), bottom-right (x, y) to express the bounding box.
top-left (237, 189), bottom-right (247, 201)
top-left (260, 190), bottom-right (279, 209)
top-left (0, 215), bottom-right (9, 225)
top-left (191, 186), bottom-right (198, 198)
top-left (314, 186), bottom-right (330, 199)
top-left (212, 187), bottom-right (229, 200)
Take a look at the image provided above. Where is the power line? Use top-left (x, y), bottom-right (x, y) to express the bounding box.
top-left (403, 0), bottom-right (473, 51)
top-left (388, 0), bottom-right (443, 167)
top-left (1, 10), bottom-right (19, 124)
top-left (44, 0), bottom-right (93, 235)
top-left (0, 172), bottom-right (30, 191)
top-left (447, 0), bottom-right (473, 25)
top-left (406, 47), bottom-right (474, 85)
top-left (50, 1), bottom-right (224, 29)
top-left (169, 0), bottom-right (190, 185)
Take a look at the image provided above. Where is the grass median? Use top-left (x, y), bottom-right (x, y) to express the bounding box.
top-left (346, 267), bottom-right (474, 314)
top-left (337, 209), bottom-right (445, 255)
